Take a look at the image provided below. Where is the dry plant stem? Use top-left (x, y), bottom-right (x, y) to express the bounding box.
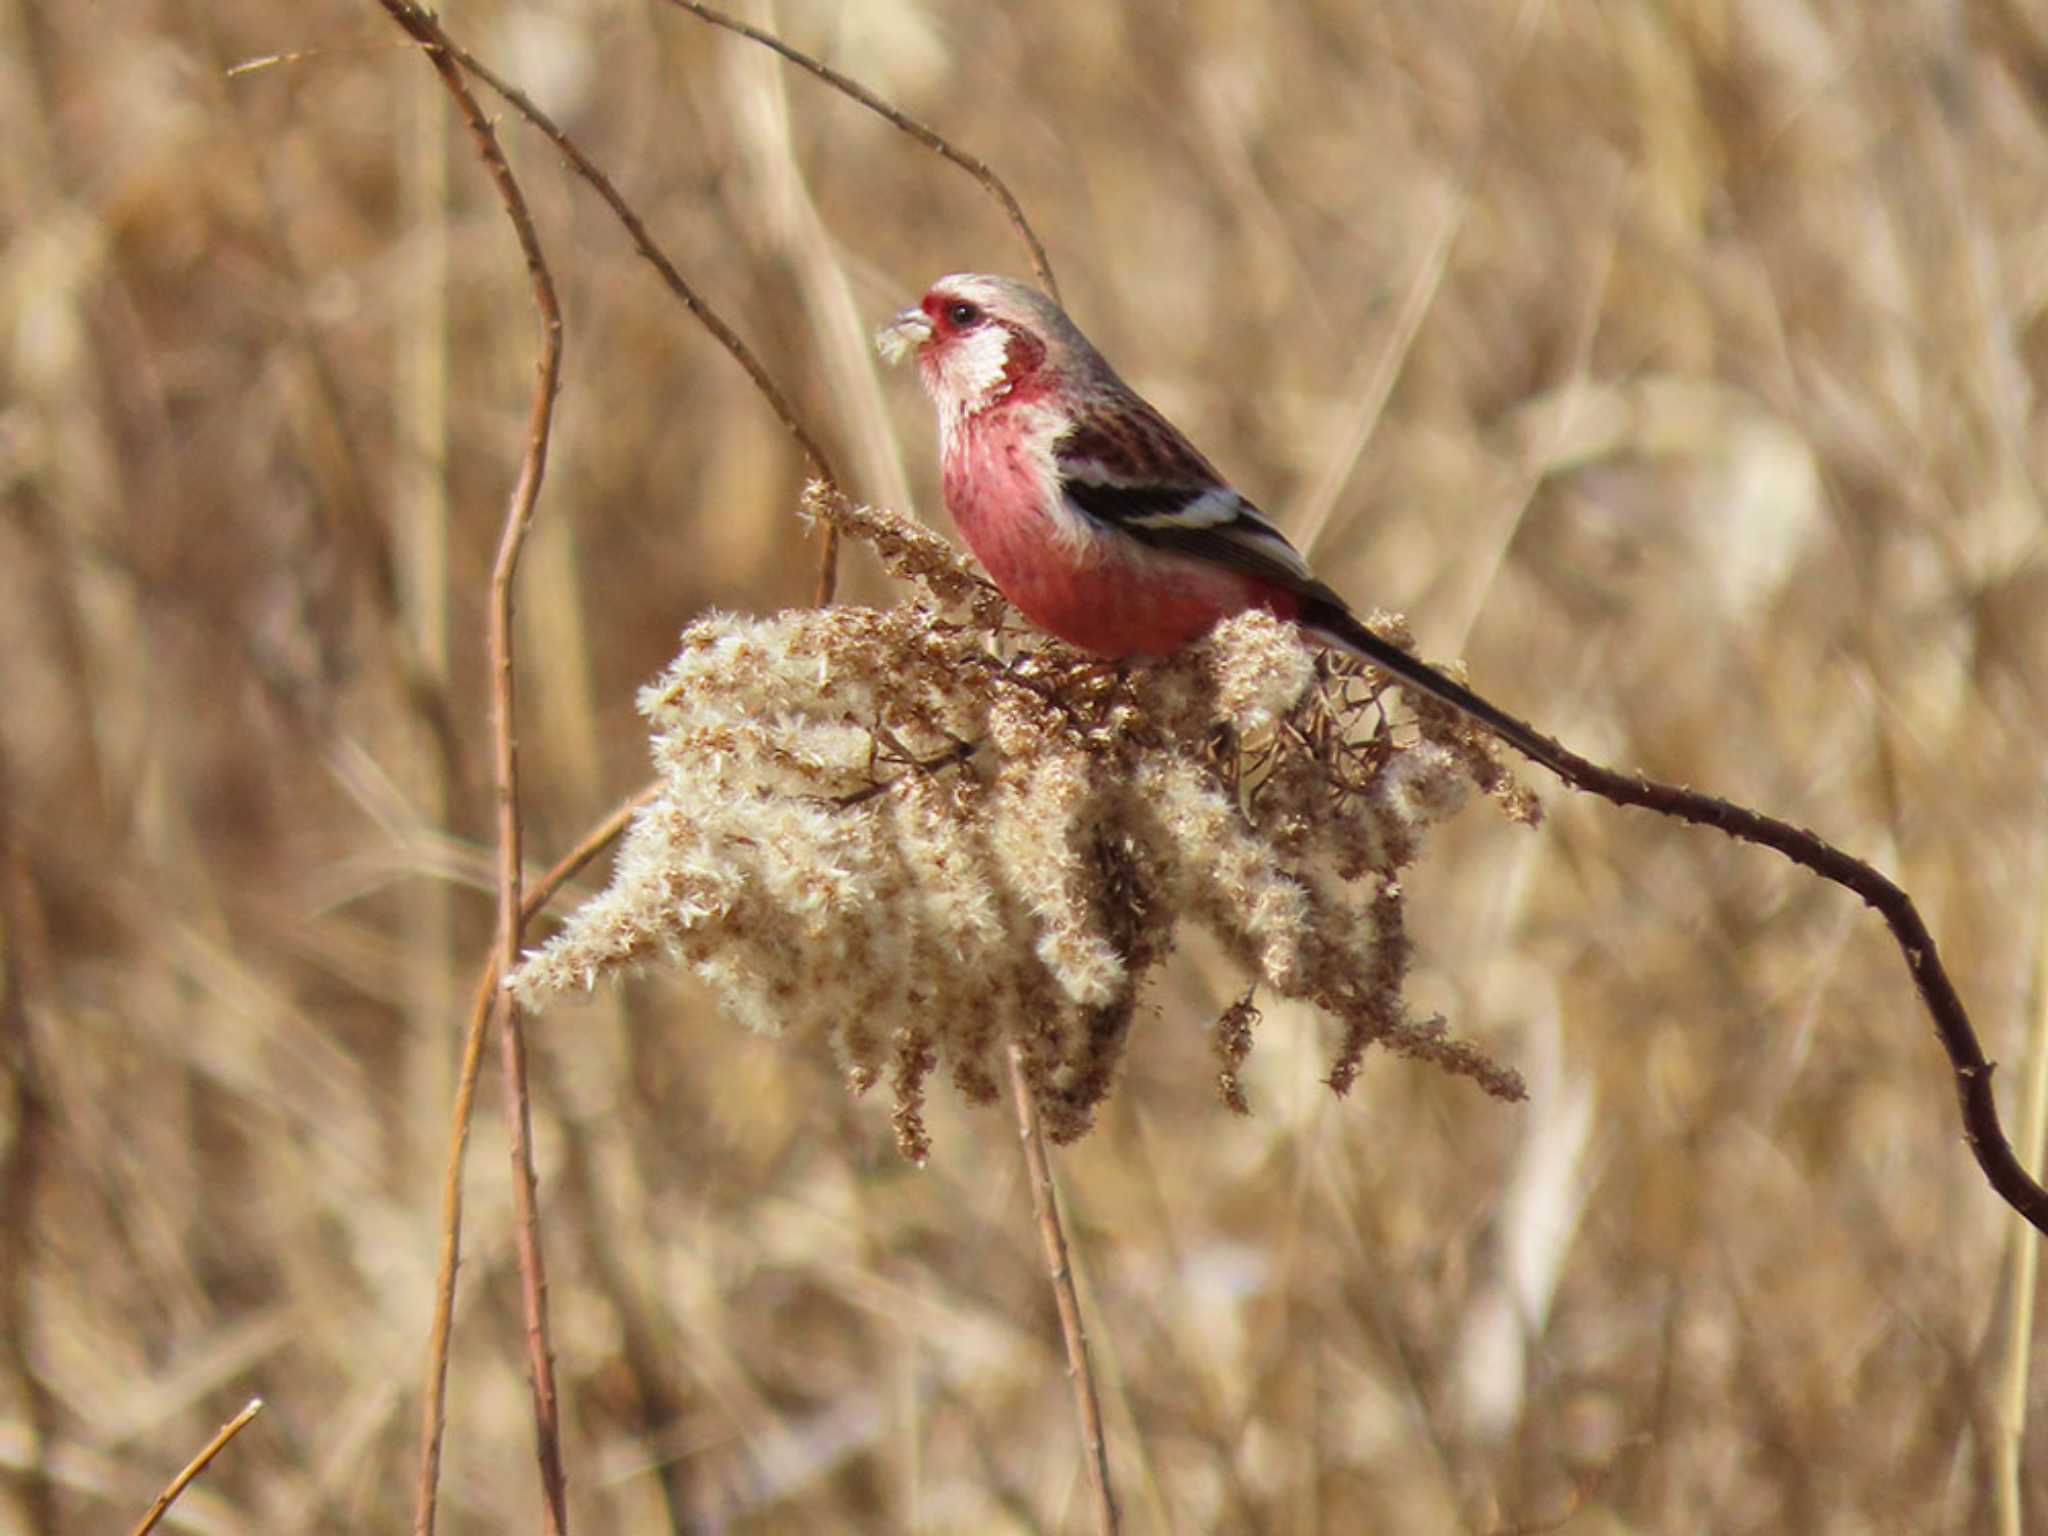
top-left (411, 784), bottom-right (653, 1536)
top-left (1449, 682), bottom-right (2048, 1235)
top-left (412, 941), bottom-right (500, 1536)
top-left (662, 1), bottom-right (1060, 303)
top-left (432, 4), bottom-right (1060, 602)
top-left (1994, 859), bottom-right (2048, 1536)
top-left (492, 999), bottom-right (565, 1534)
top-left (376, 2), bottom-right (570, 1532)
top-left (128, 1398), bottom-right (263, 1536)
top-left (526, 784), bottom-right (664, 919)
top-left (1005, 1042), bottom-right (1119, 1536)
top-left (416, 36), bottom-right (844, 604)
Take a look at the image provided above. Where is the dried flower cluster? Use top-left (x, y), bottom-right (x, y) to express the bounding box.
top-left (512, 486), bottom-right (1536, 1159)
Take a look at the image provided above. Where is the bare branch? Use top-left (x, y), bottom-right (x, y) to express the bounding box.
top-left (374, 2), bottom-right (570, 1531)
top-left (411, 779), bottom-right (654, 1536)
top-left (419, 35), bottom-right (845, 603)
top-left (129, 1400), bottom-right (263, 1536)
top-left (1006, 1043), bottom-right (1118, 1534)
top-left (1391, 666), bottom-right (2048, 1235)
top-left (662, 1), bottom-right (1060, 302)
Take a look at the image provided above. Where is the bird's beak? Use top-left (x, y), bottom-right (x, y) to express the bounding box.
top-left (874, 306), bottom-right (933, 365)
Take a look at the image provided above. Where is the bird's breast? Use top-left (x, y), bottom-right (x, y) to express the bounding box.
top-left (939, 421), bottom-right (1293, 657)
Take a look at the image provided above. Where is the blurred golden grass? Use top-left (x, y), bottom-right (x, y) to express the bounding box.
top-left (4, 0), bottom-right (2048, 1530)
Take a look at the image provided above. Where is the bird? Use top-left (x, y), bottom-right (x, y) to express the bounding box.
top-left (877, 272), bottom-right (1565, 775)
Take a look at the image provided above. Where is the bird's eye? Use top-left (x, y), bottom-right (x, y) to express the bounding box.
top-left (945, 300), bottom-right (983, 329)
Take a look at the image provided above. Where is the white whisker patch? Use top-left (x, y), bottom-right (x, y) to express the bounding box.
top-left (930, 324), bottom-right (1015, 424)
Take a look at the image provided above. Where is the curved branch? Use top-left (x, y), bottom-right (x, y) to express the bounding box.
top-left (1386, 651), bottom-right (2048, 1236)
top-left (411, 782), bottom-right (655, 1535)
top-left (418, 36), bottom-right (845, 604)
top-left (376, 3), bottom-right (571, 1532)
top-left (661, 1), bottom-right (1060, 303)
top-left (129, 1399), bottom-right (264, 1536)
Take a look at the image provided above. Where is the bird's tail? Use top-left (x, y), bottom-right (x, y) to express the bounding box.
top-left (1297, 597), bottom-right (1571, 780)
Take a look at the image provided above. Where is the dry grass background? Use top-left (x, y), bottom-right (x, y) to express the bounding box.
top-left (5, 0), bottom-right (2048, 1530)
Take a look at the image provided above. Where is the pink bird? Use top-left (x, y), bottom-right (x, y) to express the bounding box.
top-left (878, 273), bottom-right (1559, 770)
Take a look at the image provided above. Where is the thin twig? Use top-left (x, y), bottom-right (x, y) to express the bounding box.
top-left (430, 6), bottom-right (1058, 604)
top-left (412, 36), bottom-right (844, 605)
top-left (128, 1398), bottom-right (263, 1536)
top-left (412, 922), bottom-right (502, 1536)
top-left (661, 1), bottom-right (1060, 303)
top-left (523, 784), bottom-right (662, 920)
top-left (375, 3), bottom-right (570, 1532)
top-left (1384, 660), bottom-right (2048, 1234)
top-left (1005, 1042), bottom-right (1119, 1535)
top-left (411, 783), bottom-right (654, 1536)
top-left (1994, 845), bottom-right (2048, 1536)
top-left (1578, 767), bottom-right (2044, 1232)
top-left (831, 739), bottom-right (979, 809)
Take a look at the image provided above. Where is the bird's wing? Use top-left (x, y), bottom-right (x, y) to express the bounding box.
top-left (1053, 395), bottom-right (1569, 775)
top-left (1055, 406), bottom-right (1336, 600)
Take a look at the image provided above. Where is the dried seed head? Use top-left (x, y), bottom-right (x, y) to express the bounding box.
top-left (512, 487), bottom-right (1531, 1158)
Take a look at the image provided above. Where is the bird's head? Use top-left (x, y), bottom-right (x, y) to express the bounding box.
top-left (877, 274), bottom-right (1102, 428)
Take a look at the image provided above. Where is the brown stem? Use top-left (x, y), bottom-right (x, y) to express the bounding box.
top-left (832, 739), bottom-right (979, 808)
top-left (1005, 1042), bottom-right (1119, 1534)
top-left (412, 929), bottom-right (501, 1536)
top-left (128, 1399), bottom-right (263, 1536)
top-left (1573, 760), bottom-right (2044, 1233)
top-left (413, 34), bottom-right (844, 604)
top-left (661, 2), bottom-right (1060, 304)
top-left (411, 784), bottom-right (653, 1536)
top-left (1389, 657), bottom-right (2048, 1236)
top-left (524, 785), bottom-right (663, 920)
top-left (376, 2), bottom-right (570, 1531)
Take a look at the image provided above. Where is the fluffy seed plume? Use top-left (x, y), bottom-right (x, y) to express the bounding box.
top-left (511, 485), bottom-right (1534, 1159)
